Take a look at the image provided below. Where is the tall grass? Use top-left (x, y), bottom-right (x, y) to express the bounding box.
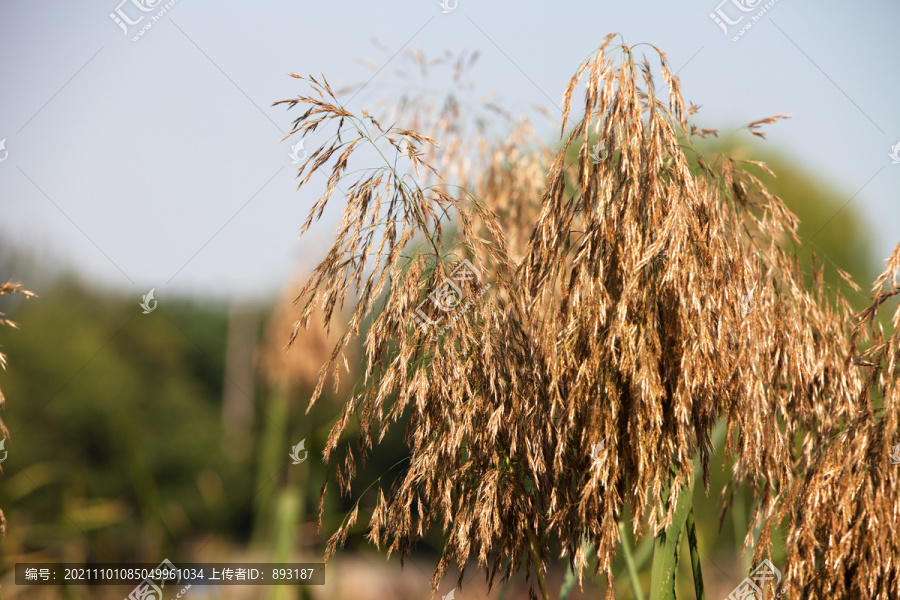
top-left (277, 36), bottom-right (900, 599)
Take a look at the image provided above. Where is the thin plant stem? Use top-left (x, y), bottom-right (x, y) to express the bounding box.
top-left (558, 540), bottom-right (593, 600)
top-left (649, 469), bottom-right (695, 600)
top-left (557, 560), bottom-right (577, 600)
top-left (619, 521), bottom-right (646, 600)
top-left (525, 523), bottom-right (551, 600)
top-left (497, 579), bottom-right (511, 600)
top-left (732, 484), bottom-right (749, 572)
top-left (685, 508), bottom-right (706, 600)
top-left (615, 530), bottom-right (655, 584)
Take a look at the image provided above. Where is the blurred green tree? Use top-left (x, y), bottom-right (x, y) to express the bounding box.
top-left (0, 278), bottom-right (247, 563)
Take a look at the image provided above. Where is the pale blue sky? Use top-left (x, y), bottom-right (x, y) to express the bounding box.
top-left (1, 0), bottom-right (898, 302)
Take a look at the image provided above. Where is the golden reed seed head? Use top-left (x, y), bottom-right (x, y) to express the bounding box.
top-left (277, 37), bottom-right (900, 598)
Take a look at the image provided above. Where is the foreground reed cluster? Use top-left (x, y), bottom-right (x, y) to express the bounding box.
top-left (276, 35), bottom-right (899, 599)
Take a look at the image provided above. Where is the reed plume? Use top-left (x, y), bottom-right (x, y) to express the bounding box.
top-left (277, 35), bottom-right (898, 599)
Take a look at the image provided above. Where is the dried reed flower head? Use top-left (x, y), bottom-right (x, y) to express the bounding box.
top-left (0, 280), bottom-right (35, 437)
top-left (0, 279), bottom-right (35, 536)
top-left (278, 35), bottom-right (896, 598)
top-left (259, 276), bottom-right (357, 398)
top-left (337, 47), bottom-right (518, 193)
top-left (778, 243), bottom-right (900, 599)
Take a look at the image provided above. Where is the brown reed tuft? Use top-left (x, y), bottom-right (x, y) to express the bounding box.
top-left (779, 243), bottom-right (900, 599)
top-left (277, 36), bottom-right (898, 599)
